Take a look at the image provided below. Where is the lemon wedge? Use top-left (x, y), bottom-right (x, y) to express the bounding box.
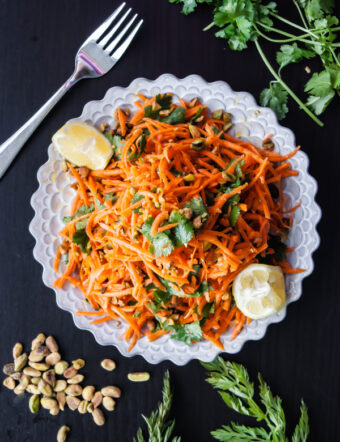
top-left (232, 264), bottom-right (286, 319)
top-left (52, 121), bottom-right (113, 170)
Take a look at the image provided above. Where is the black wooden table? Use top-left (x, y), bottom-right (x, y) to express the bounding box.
top-left (0, 1), bottom-right (339, 441)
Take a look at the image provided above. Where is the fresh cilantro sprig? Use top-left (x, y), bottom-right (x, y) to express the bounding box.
top-left (201, 357), bottom-right (310, 442)
top-left (134, 371), bottom-right (181, 442)
top-left (160, 320), bottom-right (203, 345)
top-left (169, 0), bottom-right (340, 126)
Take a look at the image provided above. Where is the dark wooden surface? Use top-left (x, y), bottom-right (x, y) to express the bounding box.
top-left (0, 1), bottom-right (339, 441)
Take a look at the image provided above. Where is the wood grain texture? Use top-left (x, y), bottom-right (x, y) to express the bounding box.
top-left (0, 1), bottom-right (339, 441)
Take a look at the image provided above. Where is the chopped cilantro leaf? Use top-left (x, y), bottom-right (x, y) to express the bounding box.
top-left (229, 205), bottom-right (241, 226)
top-left (169, 211), bottom-right (194, 246)
top-left (72, 229), bottom-right (89, 253)
top-left (162, 321), bottom-right (203, 345)
top-left (161, 107), bottom-right (186, 124)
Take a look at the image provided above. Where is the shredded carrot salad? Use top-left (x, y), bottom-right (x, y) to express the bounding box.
top-left (54, 93), bottom-right (302, 351)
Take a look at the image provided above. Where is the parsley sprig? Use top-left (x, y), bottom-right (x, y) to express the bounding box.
top-left (170, 0), bottom-right (340, 126)
top-left (201, 357), bottom-right (310, 441)
top-left (134, 371), bottom-right (181, 442)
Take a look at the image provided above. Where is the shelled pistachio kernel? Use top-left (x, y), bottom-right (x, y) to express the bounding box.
top-left (29, 394), bottom-right (40, 413)
top-left (63, 366), bottom-right (77, 379)
top-left (38, 379), bottom-right (52, 396)
top-left (78, 400), bottom-right (88, 414)
top-left (72, 359), bottom-right (85, 370)
top-left (45, 336), bottom-right (59, 352)
top-left (55, 361), bottom-right (69, 375)
top-left (87, 403), bottom-right (94, 413)
top-left (41, 397), bottom-right (58, 410)
top-left (26, 384), bottom-right (40, 395)
top-left (43, 369), bottom-right (56, 387)
top-left (3, 377), bottom-right (16, 390)
top-left (23, 367), bottom-right (41, 377)
top-left (100, 359), bottom-right (116, 371)
top-left (18, 374), bottom-right (30, 390)
top-left (91, 391), bottom-right (103, 408)
top-left (29, 361), bottom-right (50, 371)
top-left (57, 392), bottom-right (66, 411)
top-left (65, 384), bottom-right (82, 397)
top-left (31, 377), bottom-right (41, 385)
top-left (3, 363), bottom-right (15, 376)
top-left (14, 353), bottom-right (28, 371)
top-left (92, 408), bottom-right (105, 426)
top-left (14, 384), bottom-right (26, 395)
top-left (45, 352), bottom-right (61, 366)
top-left (12, 342), bottom-right (23, 359)
top-left (82, 385), bottom-right (95, 401)
top-left (57, 425), bottom-right (70, 442)
top-left (67, 374), bottom-right (84, 385)
top-left (54, 380), bottom-right (67, 392)
top-left (50, 405), bottom-right (60, 416)
top-left (101, 386), bottom-right (121, 398)
top-left (102, 396), bottom-right (115, 411)
top-left (31, 333), bottom-right (46, 351)
top-left (66, 396), bottom-right (80, 411)
top-left (127, 372), bottom-right (150, 382)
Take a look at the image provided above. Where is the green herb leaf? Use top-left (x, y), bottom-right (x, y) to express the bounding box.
top-left (72, 229), bottom-right (89, 253)
top-left (161, 107), bottom-right (186, 124)
top-left (131, 193), bottom-right (145, 213)
top-left (134, 371), bottom-right (181, 442)
top-left (276, 43), bottom-right (315, 70)
top-left (169, 211), bottom-right (194, 246)
top-left (105, 133), bottom-right (124, 159)
top-left (305, 70), bottom-right (335, 114)
top-left (258, 235), bottom-right (287, 264)
top-left (104, 193), bottom-right (118, 202)
top-left (169, 0), bottom-right (213, 15)
top-left (292, 400), bottom-right (310, 442)
top-left (229, 205), bottom-right (241, 226)
top-left (162, 321), bottom-right (203, 345)
top-left (141, 217), bottom-right (175, 257)
top-left (63, 204), bottom-right (94, 224)
top-left (156, 93), bottom-right (172, 109)
top-left (190, 107), bottom-right (203, 124)
top-left (260, 83), bottom-right (289, 120)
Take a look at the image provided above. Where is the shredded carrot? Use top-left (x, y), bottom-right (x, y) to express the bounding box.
top-left (55, 93), bottom-right (302, 351)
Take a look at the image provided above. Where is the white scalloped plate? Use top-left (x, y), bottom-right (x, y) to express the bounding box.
top-left (29, 74), bottom-right (321, 365)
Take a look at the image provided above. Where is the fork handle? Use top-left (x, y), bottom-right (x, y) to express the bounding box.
top-left (0, 78), bottom-right (76, 179)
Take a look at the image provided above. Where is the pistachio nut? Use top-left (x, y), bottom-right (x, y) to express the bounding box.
top-left (45, 352), bottom-right (61, 366)
top-left (14, 353), bottom-right (28, 371)
top-left (3, 377), bottom-right (16, 390)
top-left (189, 124), bottom-right (200, 138)
top-left (38, 379), bottom-right (52, 396)
top-left (57, 425), bottom-right (70, 442)
top-left (55, 360), bottom-right (69, 375)
top-left (13, 385), bottom-right (25, 395)
top-left (57, 392), bottom-right (66, 411)
top-left (190, 139), bottom-right (205, 151)
top-left (78, 400), bottom-right (88, 414)
top-left (12, 342), bottom-right (23, 359)
top-left (223, 122), bottom-right (232, 132)
top-left (29, 361), bottom-right (50, 371)
top-left (45, 336), bottom-right (59, 353)
top-left (102, 396), bottom-right (115, 411)
top-left (43, 369), bottom-right (56, 387)
top-left (31, 333), bottom-right (46, 351)
top-left (63, 366), bottom-right (77, 379)
top-left (101, 386), bottom-right (121, 398)
top-left (23, 367), bottom-right (41, 377)
top-left (72, 359), bottom-right (85, 370)
top-left (92, 408), bottom-right (105, 426)
top-left (66, 395), bottom-right (80, 411)
top-left (54, 380), bottom-right (67, 392)
top-left (65, 384), bottom-right (82, 397)
top-left (29, 346), bottom-right (49, 363)
top-left (19, 374), bottom-right (30, 390)
top-left (127, 372), bottom-right (150, 382)
top-left (222, 111), bottom-right (232, 123)
top-left (82, 385), bottom-right (95, 401)
top-left (183, 174), bottom-right (195, 182)
top-left (29, 394), bottom-right (40, 413)
top-left (10, 372), bottom-right (22, 381)
top-left (41, 397), bottom-right (58, 410)
top-left (91, 391), bottom-right (103, 408)
top-left (31, 377), bottom-right (41, 385)
top-left (67, 374), bottom-right (84, 385)
top-left (87, 402), bottom-right (94, 413)
top-left (49, 406), bottom-right (60, 416)
top-left (3, 363), bottom-right (15, 376)
top-left (100, 359), bottom-right (116, 372)
top-left (26, 384), bottom-right (40, 395)
top-left (212, 109), bottom-right (223, 120)
top-left (262, 139), bottom-right (274, 151)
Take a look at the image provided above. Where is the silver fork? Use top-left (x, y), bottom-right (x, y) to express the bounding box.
top-left (0, 3), bottom-right (143, 179)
